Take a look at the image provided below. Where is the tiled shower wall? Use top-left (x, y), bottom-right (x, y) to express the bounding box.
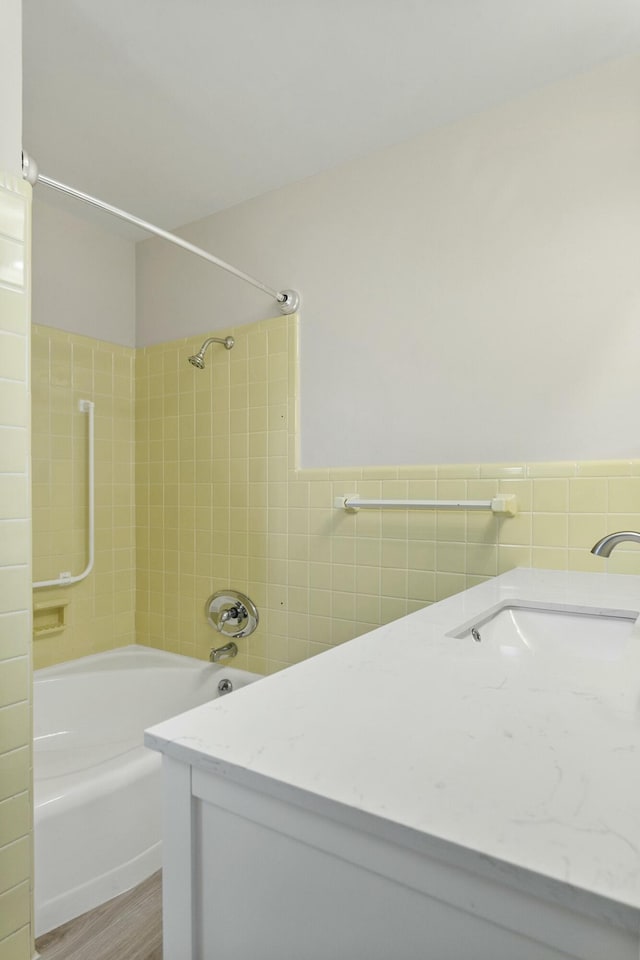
top-left (31, 325), bottom-right (136, 669)
top-left (135, 314), bottom-right (640, 675)
top-left (0, 175), bottom-right (33, 959)
top-left (135, 316), bottom-right (297, 672)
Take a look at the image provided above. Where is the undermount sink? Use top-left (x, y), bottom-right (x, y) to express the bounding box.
top-left (449, 602), bottom-right (639, 660)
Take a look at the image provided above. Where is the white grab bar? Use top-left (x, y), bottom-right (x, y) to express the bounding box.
top-left (335, 494), bottom-right (518, 516)
top-left (33, 399), bottom-right (95, 589)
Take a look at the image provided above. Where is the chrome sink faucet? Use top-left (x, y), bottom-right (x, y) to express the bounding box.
top-left (591, 531), bottom-right (640, 557)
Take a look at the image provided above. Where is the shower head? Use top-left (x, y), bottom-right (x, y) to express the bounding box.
top-left (187, 336), bottom-right (234, 369)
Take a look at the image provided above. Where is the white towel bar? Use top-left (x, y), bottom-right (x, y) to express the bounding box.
top-left (335, 495), bottom-right (518, 516)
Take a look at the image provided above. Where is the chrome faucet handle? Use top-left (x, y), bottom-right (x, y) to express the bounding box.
top-left (205, 590), bottom-right (259, 638)
top-left (218, 605), bottom-right (244, 629)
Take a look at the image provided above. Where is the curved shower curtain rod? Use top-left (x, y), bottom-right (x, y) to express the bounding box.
top-left (22, 152), bottom-right (300, 315)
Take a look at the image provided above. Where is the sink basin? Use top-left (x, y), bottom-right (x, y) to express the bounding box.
top-left (449, 602), bottom-right (639, 660)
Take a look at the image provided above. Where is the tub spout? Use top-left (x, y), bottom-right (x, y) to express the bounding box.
top-left (209, 641), bottom-right (238, 663)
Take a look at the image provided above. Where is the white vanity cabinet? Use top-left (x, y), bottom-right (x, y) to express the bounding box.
top-left (156, 756), bottom-right (638, 960)
top-left (146, 569), bottom-right (640, 960)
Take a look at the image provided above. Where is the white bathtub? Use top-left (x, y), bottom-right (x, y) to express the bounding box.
top-left (34, 644), bottom-right (261, 937)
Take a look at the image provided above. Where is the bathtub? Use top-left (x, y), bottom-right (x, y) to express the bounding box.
top-left (34, 644), bottom-right (261, 937)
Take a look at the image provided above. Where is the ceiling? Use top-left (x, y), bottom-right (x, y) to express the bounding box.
top-left (23, 0), bottom-right (640, 234)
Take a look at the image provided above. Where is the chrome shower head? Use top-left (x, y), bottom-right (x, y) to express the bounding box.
top-left (187, 336), bottom-right (234, 369)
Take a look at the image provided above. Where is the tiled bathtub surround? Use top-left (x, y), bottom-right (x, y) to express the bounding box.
top-left (0, 175), bottom-right (33, 959)
top-left (135, 314), bottom-right (640, 675)
top-left (31, 325), bottom-right (136, 668)
top-left (135, 316), bottom-right (297, 674)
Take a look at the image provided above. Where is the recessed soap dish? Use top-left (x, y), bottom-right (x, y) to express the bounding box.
top-left (33, 599), bottom-right (70, 638)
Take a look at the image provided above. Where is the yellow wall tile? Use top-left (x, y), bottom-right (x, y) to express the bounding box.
top-left (437, 542), bottom-right (466, 574)
top-left (497, 544), bottom-right (532, 574)
top-left (479, 463), bottom-right (524, 479)
top-left (436, 479), bottom-right (466, 500)
top-left (0, 189), bottom-right (25, 242)
top-left (408, 570), bottom-right (435, 603)
top-left (498, 512), bottom-right (532, 547)
top-left (608, 478), bottom-right (640, 514)
top-left (0, 334), bottom-right (27, 382)
top-left (532, 514), bottom-right (568, 548)
top-left (0, 236), bottom-right (24, 288)
top-left (0, 523), bottom-right (29, 568)
top-left (568, 478), bottom-right (607, 513)
top-left (355, 593), bottom-right (380, 623)
top-left (568, 514), bottom-right (608, 550)
top-left (0, 793), bottom-right (29, 849)
top-left (381, 540), bottom-right (407, 569)
top-left (0, 477), bottom-right (28, 521)
top-left (607, 549), bottom-right (640, 576)
top-left (531, 547), bottom-right (569, 570)
top-left (0, 568), bottom-right (30, 616)
top-left (0, 749), bottom-right (29, 804)
top-left (532, 479), bottom-right (568, 513)
top-left (0, 659), bottom-right (28, 709)
top-left (0, 924), bottom-right (31, 960)
top-left (578, 460), bottom-right (633, 477)
top-left (0, 429), bottom-right (27, 474)
top-left (0, 881), bottom-right (30, 942)
top-left (467, 479), bottom-right (498, 500)
top-left (527, 461), bottom-right (576, 478)
top-left (0, 381), bottom-right (28, 428)
top-left (0, 287), bottom-right (28, 335)
top-left (407, 540), bottom-right (435, 571)
top-left (466, 544), bottom-right (498, 577)
top-left (567, 548), bottom-right (606, 574)
top-left (0, 837), bottom-right (29, 896)
top-left (381, 568), bottom-right (406, 598)
top-left (435, 511), bottom-right (466, 542)
top-left (435, 573), bottom-right (465, 601)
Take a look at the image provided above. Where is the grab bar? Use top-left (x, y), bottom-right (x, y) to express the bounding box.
top-left (335, 495), bottom-right (518, 516)
top-left (33, 399), bottom-right (95, 588)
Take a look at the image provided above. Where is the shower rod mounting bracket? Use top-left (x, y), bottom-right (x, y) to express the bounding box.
top-left (276, 289), bottom-right (300, 315)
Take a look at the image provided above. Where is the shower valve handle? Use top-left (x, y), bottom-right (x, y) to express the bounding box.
top-left (218, 605), bottom-right (244, 629)
top-left (205, 590), bottom-right (259, 639)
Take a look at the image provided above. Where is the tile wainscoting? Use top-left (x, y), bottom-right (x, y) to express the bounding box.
top-left (135, 314), bottom-right (640, 675)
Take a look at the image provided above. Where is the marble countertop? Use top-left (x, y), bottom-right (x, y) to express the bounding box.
top-left (145, 568), bottom-right (640, 925)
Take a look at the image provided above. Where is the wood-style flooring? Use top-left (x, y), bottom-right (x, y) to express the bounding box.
top-left (35, 870), bottom-right (162, 960)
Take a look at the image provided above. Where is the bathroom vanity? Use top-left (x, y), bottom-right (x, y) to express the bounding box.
top-left (145, 569), bottom-right (640, 960)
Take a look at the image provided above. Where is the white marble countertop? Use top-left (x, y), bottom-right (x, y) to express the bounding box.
top-left (145, 568), bottom-right (640, 927)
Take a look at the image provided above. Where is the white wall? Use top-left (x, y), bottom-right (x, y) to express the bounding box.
top-left (136, 56), bottom-right (640, 468)
top-left (0, 0), bottom-right (22, 175)
top-left (32, 198), bottom-right (136, 346)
